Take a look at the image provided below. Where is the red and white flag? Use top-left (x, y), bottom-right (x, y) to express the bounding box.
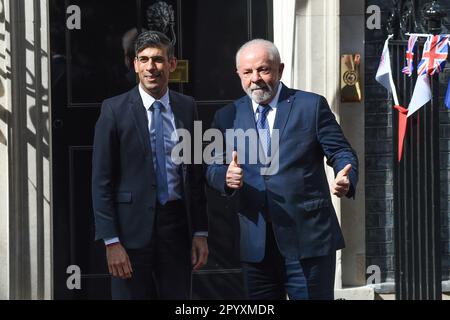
top-left (407, 73), bottom-right (432, 117)
top-left (375, 35), bottom-right (408, 162)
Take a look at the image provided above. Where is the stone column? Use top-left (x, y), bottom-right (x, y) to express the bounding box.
top-left (273, 0), bottom-right (296, 87)
top-left (291, 0), bottom-right (367, 293)
top-left (339, 0), bottom-right (366, 288)
top-left (0, 0), bottom-right (52, 300)
top-left (0, 0), bottom-right (11, 300)
top-left (294, 0), bottom-right (344, 289)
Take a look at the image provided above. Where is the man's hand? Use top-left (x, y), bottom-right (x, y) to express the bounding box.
top-left (191, 236), bottom-right (208, 271)
top-left (331, 164), bottom-right (352, 198)
top-left (106, 242), bottom-right (133, 279)
top-left (226, 151), bottom-right (243, 189)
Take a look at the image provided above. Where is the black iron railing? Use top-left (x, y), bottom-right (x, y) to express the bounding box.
top-left (388, 0), bottom-right (444, 300)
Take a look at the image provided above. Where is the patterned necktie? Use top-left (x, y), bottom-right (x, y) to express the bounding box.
top-left (151, 101), bottom-right (169, 205)
top-left (256, 104), bottom-right (271, 157)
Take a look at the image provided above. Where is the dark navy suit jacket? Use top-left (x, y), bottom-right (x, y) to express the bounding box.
top-left (206, 84), bottom-right (358, 262)
top-left (92, 86), bottom-right (207, 249)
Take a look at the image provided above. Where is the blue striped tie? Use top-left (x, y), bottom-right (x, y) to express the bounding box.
top-left (256, 104), bottom-right (271, 158)
top-left (151, 101), bottom-right (169, 205)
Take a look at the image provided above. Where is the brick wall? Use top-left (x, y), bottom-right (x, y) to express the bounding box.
top-left (365, 0), bottom-right (395, 282)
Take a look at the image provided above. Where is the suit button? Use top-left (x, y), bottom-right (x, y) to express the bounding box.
top-left (152, 184), bottom-right (157, 189)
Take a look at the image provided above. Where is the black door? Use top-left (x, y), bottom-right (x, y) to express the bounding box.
top-left (50, 0), bottom-right (272, 299)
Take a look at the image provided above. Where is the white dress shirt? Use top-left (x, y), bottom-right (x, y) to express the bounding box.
top-left (250, 82), bottom-right (283, 134)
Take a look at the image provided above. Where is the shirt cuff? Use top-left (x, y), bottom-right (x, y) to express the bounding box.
top-left (104, 237), bottom-right (120, 246)
top-left (193, 231), bottom-right (208, 237)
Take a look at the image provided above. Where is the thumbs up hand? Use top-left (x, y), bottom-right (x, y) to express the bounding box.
top-left (226, 151), bottom-right (243, 189)
top-left (331, 164), bottom-right (352, 198)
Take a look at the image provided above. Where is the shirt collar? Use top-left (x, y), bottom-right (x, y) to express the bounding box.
top-left (138, 84), bottom-right (171, 112)
top-left (251, 82), bottom-right (283, 114)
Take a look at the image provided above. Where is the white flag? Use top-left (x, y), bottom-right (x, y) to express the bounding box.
top-left (375, 35), bottom-right (399, 105)
top-left (407, 73), bottom-right (432, 117)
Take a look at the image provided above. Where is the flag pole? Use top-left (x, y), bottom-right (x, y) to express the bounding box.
top-left (405, 32), bottom-right (432, 38)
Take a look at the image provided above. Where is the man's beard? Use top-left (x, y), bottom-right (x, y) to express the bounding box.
top-left (245, 82), bottom-right (278, 104)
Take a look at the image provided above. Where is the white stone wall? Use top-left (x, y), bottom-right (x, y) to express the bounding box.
top-left (21, 0), bottom-right (52, 300)
top-left (339, 0), bottom-right (366, 287)
top-left (0, 0), bottom-right (11, 300)
top-left (293, 0), bottom-right (344, 289)
top-left (273, 0), bottom-right (296, 87)
top-left (276, 0), bottom-right (367, 291)
top-left (0, 0), bottom-right (52, 300)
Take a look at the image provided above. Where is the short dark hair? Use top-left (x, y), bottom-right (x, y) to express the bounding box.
top-left (134, 30), bottom-right (174, 58)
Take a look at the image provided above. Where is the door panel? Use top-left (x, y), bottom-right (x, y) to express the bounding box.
top-left (181, 0), bottom-right (248, 101)
top-left (50, 0), bottom-right (272, 299)
top-left (68, 0), bottom-right (139, 104)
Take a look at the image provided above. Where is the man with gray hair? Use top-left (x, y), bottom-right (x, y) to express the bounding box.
top-left (92, 30), bottom-right (208, 299)
top-left (206, 39), bottom-right (358, 300)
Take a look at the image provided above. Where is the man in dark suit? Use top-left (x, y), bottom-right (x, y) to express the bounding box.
top-left (92, 31), bottom-right (208, 300)
top-left (206, 39), bottom-right (358, 300)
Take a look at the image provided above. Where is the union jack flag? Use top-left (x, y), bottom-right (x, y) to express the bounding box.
top-left (417, 35), bottom-right (449, 76)
top-left (402, 35), bottom-right (418, 76)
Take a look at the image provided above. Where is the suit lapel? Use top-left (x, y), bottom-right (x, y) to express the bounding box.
top-left (234, 97), bottom-right (259, 164)
top-left (272, 84), bottom-right (295, 156)
top-left (235, 97), bottom-right (256, 132)
top-left (169, 90), bottom-right (186, 132)
top-left (168, 91), bottom-right (188, 185)
top-left (130, 87), bottom-right (151, 155)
